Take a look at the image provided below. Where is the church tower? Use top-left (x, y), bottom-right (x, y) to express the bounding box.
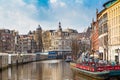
top-left (34, 25), bottom-right (43, 52)
top-left (58, 22), bottom-right (62, 31)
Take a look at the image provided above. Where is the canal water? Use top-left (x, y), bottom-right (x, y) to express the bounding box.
top-left (0, 60), bottom-right (119, 80)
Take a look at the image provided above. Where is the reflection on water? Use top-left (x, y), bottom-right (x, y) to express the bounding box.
top-left (0, 60), bottom-right (119, 80)
top-left (0, 60), bottom-right (73, 80)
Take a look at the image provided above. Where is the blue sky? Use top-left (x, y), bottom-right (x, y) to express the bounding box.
top-left (0, 0), bottom-right (108, 34)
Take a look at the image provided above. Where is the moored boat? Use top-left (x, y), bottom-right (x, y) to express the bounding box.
top-left (65, 58), bottom-right (72, 62)
top-left (70, 62), bottom-right (120, 79)
top-left (65, 55), bottom-right (72, 62)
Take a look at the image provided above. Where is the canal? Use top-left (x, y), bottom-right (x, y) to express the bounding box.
top-left (0, 60), bottom-right (119, 80)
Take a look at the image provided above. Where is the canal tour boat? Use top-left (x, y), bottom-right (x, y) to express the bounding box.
top-left (70, 62), bottom-right (120, 79)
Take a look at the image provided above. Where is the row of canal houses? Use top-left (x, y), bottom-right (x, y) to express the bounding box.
top-left (91, 0), bottom-right (120, 62)
top-left (0, 25), bottom-right (43, 53)
top-left (0, 22), bottom-right (91, 56)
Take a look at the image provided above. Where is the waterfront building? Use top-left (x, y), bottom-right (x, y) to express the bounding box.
top-left (42, 30), bottom-right (54, 52)
top-left (27, 31), bottom-right (36, 53)
top-left (34, 25), bottom-right (43, 52)
top-left (18, 35), bottom-right (29, 53)
top-left (0, 29), bottom-right (18, 53)
top-left (97, 0), bottom-right (120, 62)
top-left (106, 0), bottom-right (120, 62)
top-left (97, 7), bottom-right (108, 61)
top-left (18, 33), bottom-right (36, 53)
top-left (91, 19), bottom-right (99, 57)
top-left (42, 22), bottom-right (78, 57)
top-left (17, 25), bottom-right (43, 53)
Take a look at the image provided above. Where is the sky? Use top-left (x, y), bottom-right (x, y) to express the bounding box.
top-left (0, 0), bottom-right (108, 34)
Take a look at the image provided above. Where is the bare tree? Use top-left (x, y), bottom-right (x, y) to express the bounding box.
top-left (99, 34), bottom-right (108, 61)
top-left (71, 39), bottom-right (79, 57)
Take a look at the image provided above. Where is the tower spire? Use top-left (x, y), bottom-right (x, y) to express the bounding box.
top-left (58, 22), bottom-right (62, 31)
top-left (37, 24), bottom-right (42, 30)
top-left (59, 22), bottom-right (61, 28)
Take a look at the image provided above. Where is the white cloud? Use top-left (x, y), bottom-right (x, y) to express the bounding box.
top-left (50, 0), bottom-right (57, 3)
top-left (48, 0), bottom-right (93, 32)
top-left (0, 0), bottom-right (105, 34)
top-left (0, 0), bottom-right (39, 34)
top-left (50, 0), bottom-right (66, 8)
top-left (11, 0), bottom-right (26, 6)
top-left (0, 0), bottom-right (92, 34)
top-left (60, 2), bottom-right (66, 7)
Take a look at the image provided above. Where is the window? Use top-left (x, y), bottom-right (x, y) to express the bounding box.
top-left (104, 23), bottom-right (108, 33)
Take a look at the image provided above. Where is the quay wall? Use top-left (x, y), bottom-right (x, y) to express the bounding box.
top-left (0, 53), bottom-right (48, 70)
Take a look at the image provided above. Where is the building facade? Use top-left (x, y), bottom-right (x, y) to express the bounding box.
top-left (18, 34), bottom-right (36, 53)
top-left (0, 29), bottom-right (18, 53)
top-left (42, 30), bottom-right (54, 52)
top-left (42, 22), bottom-right (78, 57)
top-left (97, 0), bottom-right (120, 62)
top-left (34, 25), bottom-right (43, 52)
top-left (106, 0), bottom-right (120, 62)
top-left (91, 19), bottom-right (99, 58)
top-left (91, 19), bottom-right (99, 53)
top-left (17, 25), bottom-right (43, 53)
top-left (97, 6), bottom-right (108, 61)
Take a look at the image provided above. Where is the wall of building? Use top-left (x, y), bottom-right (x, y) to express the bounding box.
top-left (0, 29), bottom-right (18, 53)
top-left (97, 7), bottom-right (108, 60)
top-left (97, 0), bottom-right (120, 62)
top-left (42, 22), bottom-right (80, 57)
top-left (91, 21), bottom-right (99, 52)
top-left (107, 1), bottom-right (120, 61)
